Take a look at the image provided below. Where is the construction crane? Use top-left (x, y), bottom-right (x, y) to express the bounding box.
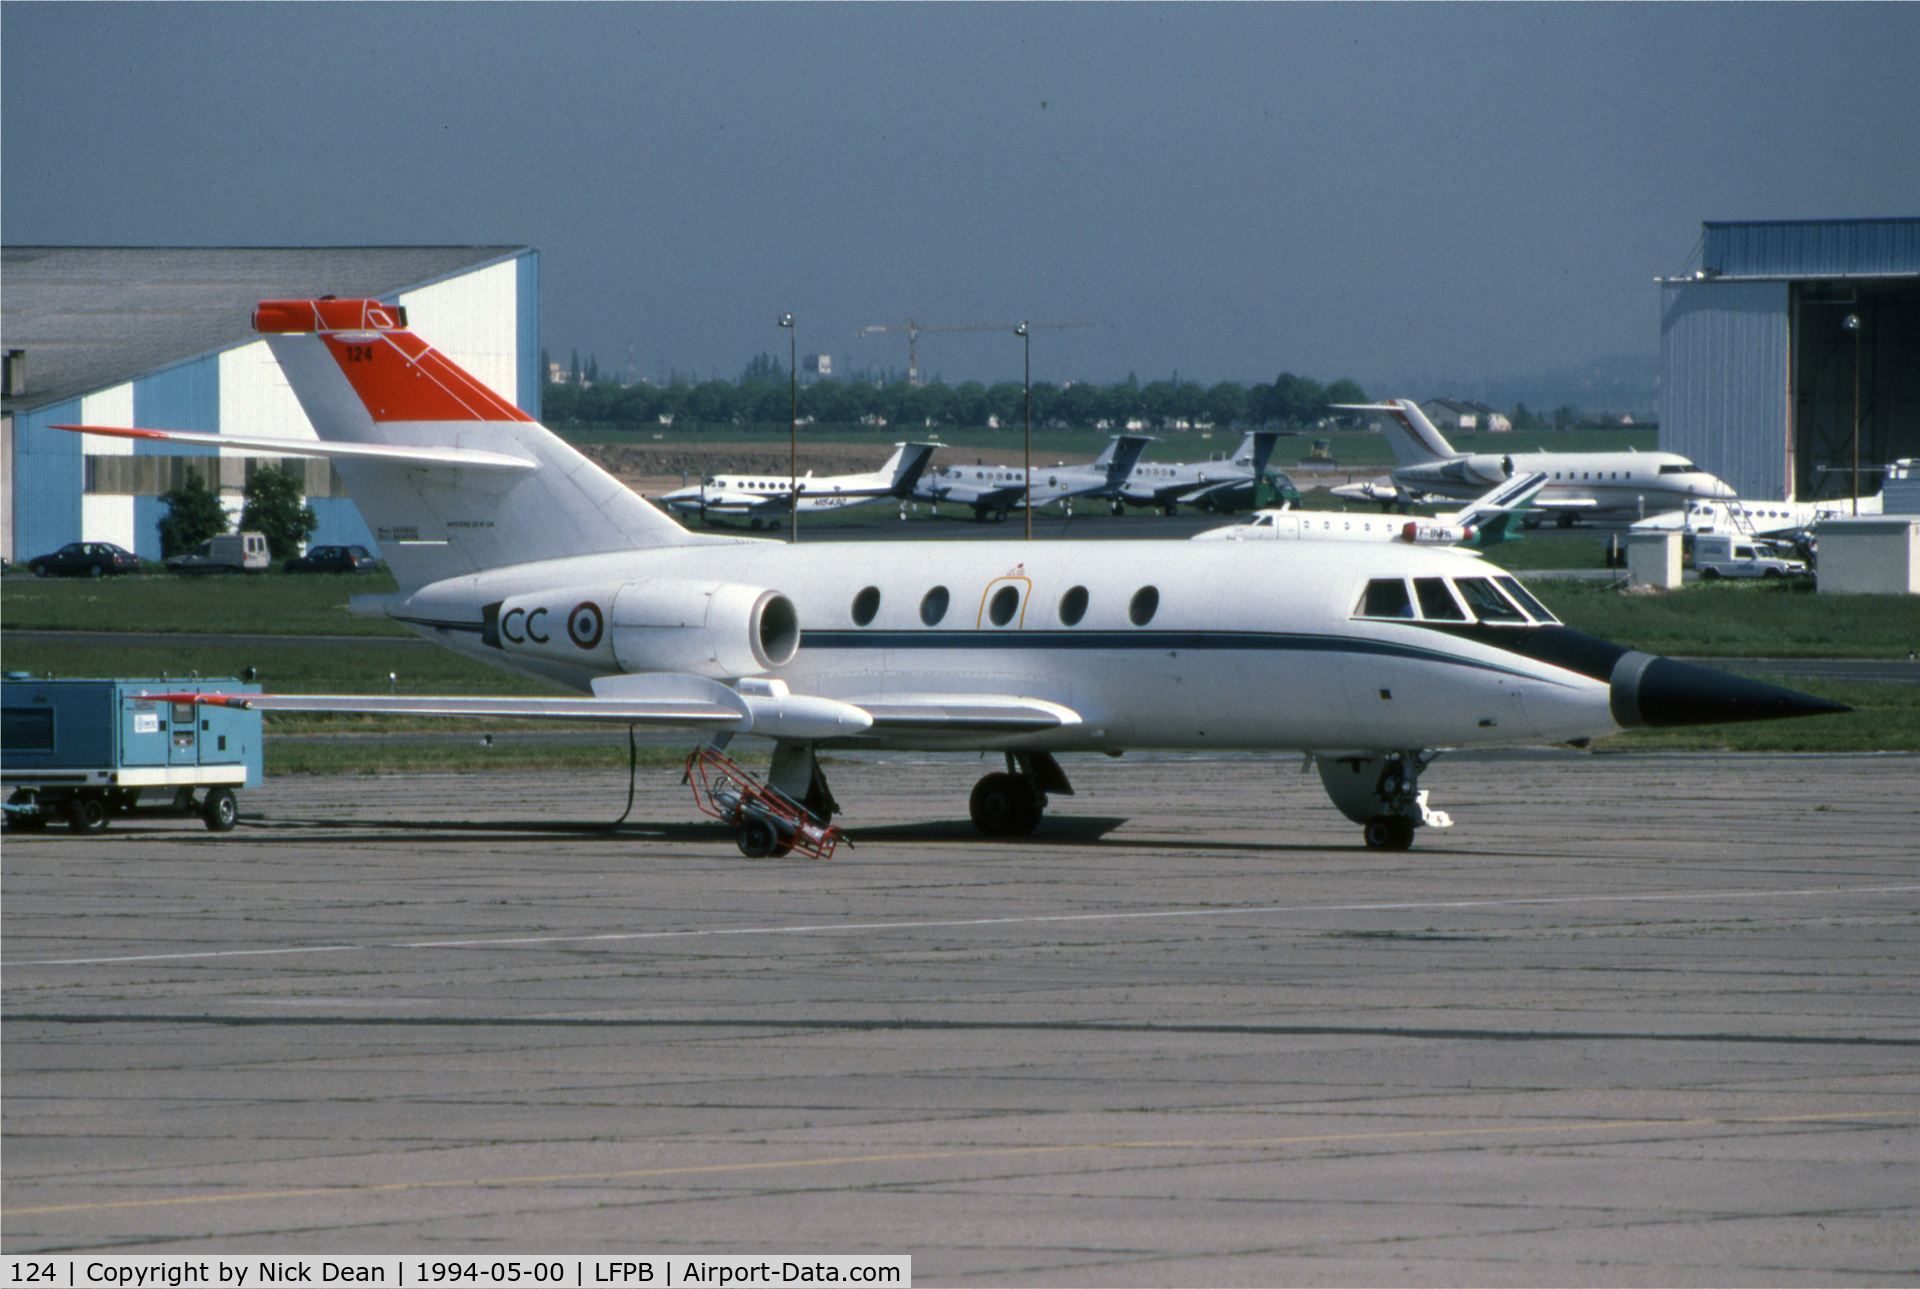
top-left (858, 319), bottom-right (1088, 387)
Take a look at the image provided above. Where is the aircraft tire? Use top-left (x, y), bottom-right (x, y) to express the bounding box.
top-left (1362, 816), bottom-right (1415, 850)
top-left (970, 772), bottom-right (1042, 837)
top-left (737, 819), bottom-right (778, 858)
top-left (202, 787), bottom-right (239, 833)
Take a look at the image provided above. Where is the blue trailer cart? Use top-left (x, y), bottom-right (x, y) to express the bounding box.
top-left (2, 676), bottom-right (263, 834)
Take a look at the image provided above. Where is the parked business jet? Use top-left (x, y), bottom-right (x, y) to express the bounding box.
top-left (1336, 400), bottom-right (1736, 526)
top-left (915, 434), bottom-right (1154, 520)
top-left (58, 303), bottom-right (1845, 852)
top-left (658, 441), bottom-right (938, 527)
top-left (1116, 430), bottom-right (1287, 514)
top-left (1195, 472), bottom-right (1548, 549)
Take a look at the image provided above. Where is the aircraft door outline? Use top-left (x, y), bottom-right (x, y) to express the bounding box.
top-left (977, 577), bottom-right (1032, 629)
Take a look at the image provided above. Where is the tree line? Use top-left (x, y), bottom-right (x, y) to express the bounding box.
top-left (541, 357), bottom-right (1371, 433)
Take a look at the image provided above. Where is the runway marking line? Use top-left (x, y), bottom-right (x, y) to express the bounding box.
top-left (11, 883), bottom-right (1920, 968)
top-left (6, 1111), bottom-right (1912, 1219)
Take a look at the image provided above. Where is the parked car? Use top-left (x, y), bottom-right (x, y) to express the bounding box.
top-left (165, 531), bottom-right (272, 574)
top-left (27, 542), bottom-right (141, 578)
top-left (1693, 534), bottom-right (1812, 581)
top-left (283, 544), bottom-right (378, 574)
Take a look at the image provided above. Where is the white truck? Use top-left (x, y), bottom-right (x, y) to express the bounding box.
top-left (165, 531), bottom-right (271, 573)
top-left (1693, 534), bottom-right (1811, 580)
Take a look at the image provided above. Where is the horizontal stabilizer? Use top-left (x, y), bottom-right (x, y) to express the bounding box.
top-left (53, 425), bottom-right (537, 473)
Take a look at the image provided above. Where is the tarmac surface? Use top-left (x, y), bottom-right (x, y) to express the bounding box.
top-left (4, 751), bottom-right (1918, 1282)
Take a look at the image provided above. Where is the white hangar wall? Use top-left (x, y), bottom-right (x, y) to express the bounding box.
top-left (1659, 280), bottom-right (1791, 502)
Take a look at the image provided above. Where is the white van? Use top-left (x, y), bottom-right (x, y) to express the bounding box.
top-left (1693, 534), bottom-right (1810, 580)
top-left (165, 531), bottom-right (272, 574)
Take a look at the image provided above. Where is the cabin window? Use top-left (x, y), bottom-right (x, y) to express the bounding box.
top-left (1059, 585), bottom-right (1089, 626)
top-left (1452, 577), bottom-right (1527, 623)
top-left (920, 586), bottom-right (949, 626)
top-left (851, 586), bottom-right (881, 626)
top-left (1127, 586), bottom-right (1160, 626)
top-left (1358, 578), bottom-right (1414, 619)
top-left (1494, 576), bottom-right (1558, 623)
top-left (1414, 578), bottom-right (1466, 621)
top-left (988, 584), bottom-right (1021, 627)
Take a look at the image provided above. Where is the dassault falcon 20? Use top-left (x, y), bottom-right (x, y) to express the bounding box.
top-left (58, 300), bottom-right (1846, 851)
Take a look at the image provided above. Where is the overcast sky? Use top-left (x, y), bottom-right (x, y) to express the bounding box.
top-left (5, 3), bottom-right (1916, 391)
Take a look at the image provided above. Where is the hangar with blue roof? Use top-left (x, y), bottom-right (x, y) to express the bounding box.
top-left (1659, 218), bottom-right (1918, 505)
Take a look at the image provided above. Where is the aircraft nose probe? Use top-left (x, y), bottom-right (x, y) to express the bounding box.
top-left (1608, 651), bottom-right (1852, 730)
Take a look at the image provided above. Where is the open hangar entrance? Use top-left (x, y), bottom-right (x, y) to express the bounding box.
top-left (1793, 278), bottom-right (1920, 502)
top-left (1660, 218), bottom-right (1919, 505)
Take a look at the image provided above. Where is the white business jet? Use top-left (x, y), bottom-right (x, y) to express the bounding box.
top-left (657, 441), bottom-right (938, 528)
top-left (1333, 399), bottom-right (1736, 526)
top-left (58, 302), bottom-right (1845, 852)
top-left (1196, 472), bottom-right (1548, 549)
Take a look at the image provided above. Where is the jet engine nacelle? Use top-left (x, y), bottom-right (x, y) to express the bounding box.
top-left (490, 580), bottom-right (800, 678)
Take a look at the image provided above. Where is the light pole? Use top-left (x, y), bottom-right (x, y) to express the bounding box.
top-left (1016, 321), bottom-right (1031, 541)
top-left (780, 313), bottom-right (797, 542)
top-left (1844, 313), bottom-right (1861, 517)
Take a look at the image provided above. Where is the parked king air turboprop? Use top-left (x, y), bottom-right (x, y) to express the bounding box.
top-left (57, 301), bottom-right (1847, 852)
top-left (1333, 400), bottom-right (1736, 526)
top-left (658, 441), bottom-right (938, 527)
top-left (1194, 472), bottom-right (1548, 548)
top-left (1116, 430), bottom-right (1287, 515)
top-left (914, 434), bottom-right (1154, 521)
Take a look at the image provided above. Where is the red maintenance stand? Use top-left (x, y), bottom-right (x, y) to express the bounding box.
top-left (684, 745), bottom-right (844, 859)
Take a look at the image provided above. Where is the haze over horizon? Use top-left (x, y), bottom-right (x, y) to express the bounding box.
top-left (5, 4), bottom-right (1915, 404)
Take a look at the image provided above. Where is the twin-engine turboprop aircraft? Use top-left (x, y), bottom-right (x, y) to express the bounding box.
top-left (58, 300), bottom-right (1846, 851)
top-left (658, 441), bottom-right (939, 527)
top-left (914, 434), bottom-right (1154, 520)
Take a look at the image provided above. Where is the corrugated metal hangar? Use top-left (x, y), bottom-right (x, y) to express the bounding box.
top-left (1660, 218), bottom-right (1919, 504)
top-left (1, 246), bottom-right (539, 564)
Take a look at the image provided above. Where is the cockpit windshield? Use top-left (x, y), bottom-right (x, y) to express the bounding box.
top-left (1354, 573), bottom-right (1558, 626)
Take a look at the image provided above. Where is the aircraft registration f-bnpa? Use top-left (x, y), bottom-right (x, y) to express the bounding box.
top-left (57, 300), bottom-right (1848, 851)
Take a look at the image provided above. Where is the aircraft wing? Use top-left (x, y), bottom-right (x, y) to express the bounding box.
top-left (53, 424), bottom-right (537, 473)
top-left (175, 673), bottom-right (877, 742)
top-left (167, 676), bottom-right (1078, 742)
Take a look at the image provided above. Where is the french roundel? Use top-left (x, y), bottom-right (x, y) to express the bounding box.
top-left (567, 602), bottom-right (604, 650)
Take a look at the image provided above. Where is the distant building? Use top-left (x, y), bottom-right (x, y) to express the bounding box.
top-left (1659, 218), bottom-right (1919, 503)
top-left (804, 353), bottom-right (832, 379)
top-left (1419, 399), bottom-right (1510, 433)
top-left (2, 246), bottom-right (538, 563)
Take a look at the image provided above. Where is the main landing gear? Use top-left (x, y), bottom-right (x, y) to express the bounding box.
top-left (969, 752), bottom-right (1073, 837)
top-left (1314, 750), bottom-right (1452, 851)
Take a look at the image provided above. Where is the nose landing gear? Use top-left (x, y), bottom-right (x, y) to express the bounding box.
top-left (1314, 750), bottom-right (1452, 850)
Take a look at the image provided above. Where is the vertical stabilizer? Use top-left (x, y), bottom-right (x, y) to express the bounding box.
top-left (1335, 399), bottom-right (1460, 466)
top-left (253, 299), bottom-right (706, 591)
top-left (887, 442), bottom-right (940, 493)
top-left (1095, 434), bottom-right (1156, 478)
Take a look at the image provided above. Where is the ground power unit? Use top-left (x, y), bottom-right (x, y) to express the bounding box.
top-left (2, 676), bottom-right (263, 833)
